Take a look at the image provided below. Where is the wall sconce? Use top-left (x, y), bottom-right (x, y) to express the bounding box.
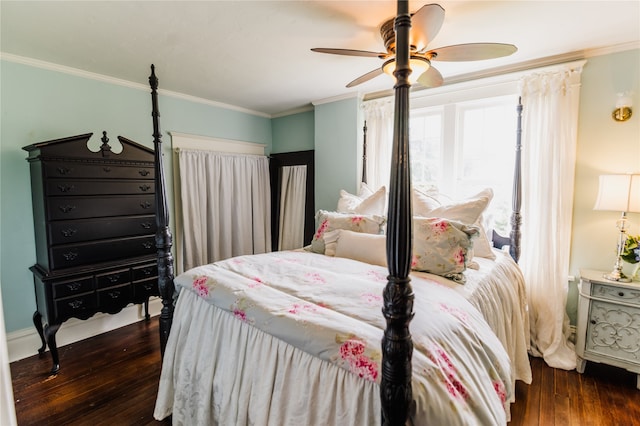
top-left (612, 93), bottom-right (633, 122)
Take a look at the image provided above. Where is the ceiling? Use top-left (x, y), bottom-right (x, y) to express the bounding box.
top-left (1, 1), bottom-right (639, 117)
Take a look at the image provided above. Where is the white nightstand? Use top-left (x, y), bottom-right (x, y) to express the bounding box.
top-left (576, 269), bottom-right (640, 389)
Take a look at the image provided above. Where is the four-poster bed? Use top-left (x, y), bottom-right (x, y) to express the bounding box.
top-left (149, 2), bottom-right (527, 424)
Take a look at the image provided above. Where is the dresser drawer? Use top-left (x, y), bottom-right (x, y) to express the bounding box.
top-left (132, 263), bottom-right (157, 281)
top-left (44, 162), bottom-right (154, 180)
top-left (96, 268), bottom-right (130, 289)
top-left (55, 293), bottom-right (97, 322)
top-left (49, 235), bottom-right (156, 269)
top-left (52, 276), bottom-right (94, 299)
top-left (133, 278), bottom-right (159, 303)
top-left (46, 179), bottom-right (155, 196)
top-left (49, 215), bottom-right (156, 245)
top-left (97, 284), bottom-right (133, 314)
top-left (591, 283), bottom-right (640, 306)
top-left (47, 195), bottom-right (155, 220)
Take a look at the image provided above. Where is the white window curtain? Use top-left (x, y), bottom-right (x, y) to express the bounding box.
top-left (519, 64), bottom-right (584, 370)
top-left (362, 98), bottom-right (394, 191)
top-left (178, 149), bottom-right (271, 271)
top-left (278, 165), bottom-right (307, 250)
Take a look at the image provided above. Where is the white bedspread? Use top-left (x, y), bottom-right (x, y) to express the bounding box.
top-left (155, 250), bottom-right (515, 425)
top-left (414, 249), bottom-right (532, 389)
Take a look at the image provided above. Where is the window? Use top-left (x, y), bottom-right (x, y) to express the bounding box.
top-left (409, 94), bottom-right (519, 234)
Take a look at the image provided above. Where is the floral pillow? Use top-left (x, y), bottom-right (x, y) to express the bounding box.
top-left (310, 210), bottom-right (386, 254)
top-left (419, 188), bottom-right (496, 261)
top-left (412, 217), bottom-right (479, 284)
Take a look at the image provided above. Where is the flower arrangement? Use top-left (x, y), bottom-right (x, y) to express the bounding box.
top-left (621, 234), bottom-right (640, 264)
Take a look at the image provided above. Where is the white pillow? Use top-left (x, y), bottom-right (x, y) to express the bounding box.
top-left (412, 188), bottom-right (441, 216)
top-left (333, 230), bottom-right (387, 267)
top-left (421, 188), bottom-right (496, 260)
top-left (337, 185), bottom-right (386, 216)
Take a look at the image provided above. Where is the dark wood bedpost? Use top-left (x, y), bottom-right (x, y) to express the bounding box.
top-left (381, 1), bottom-right (414, 424)
top-left (149, 64), bottom-right (175, 356)
top-left (362, 120), bottom-right (368, 184)
top-left (509, 97), bottom-right (523, 262)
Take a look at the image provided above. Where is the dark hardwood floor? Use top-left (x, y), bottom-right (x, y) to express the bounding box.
top-left (10, 318), bottom-right (640, 425)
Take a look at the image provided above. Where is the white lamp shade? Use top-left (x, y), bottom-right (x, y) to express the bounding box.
top-left (593, 174), bottom-right (640, 213)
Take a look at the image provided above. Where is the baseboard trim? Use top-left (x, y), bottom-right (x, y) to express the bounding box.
top-left (7, 298), bottom-right (162, 363)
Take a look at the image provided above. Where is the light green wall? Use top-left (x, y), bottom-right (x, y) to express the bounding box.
top-left (2, 49), bottom-right (637, 332)
top-left (567, 49), bottom-right (640, 323)
top-left (0, 60), bottom-right (272, 332)
top-left (313, 97), bottom-right (361, 212)
top-left (271, 110), bottom-right (314, 153)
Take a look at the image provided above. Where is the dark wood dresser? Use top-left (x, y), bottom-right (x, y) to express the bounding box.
top-left (23, 132), bottom-right (159, 374)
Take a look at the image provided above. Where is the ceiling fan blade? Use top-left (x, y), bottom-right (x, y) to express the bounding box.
top-left (311, 48), bottom-right (386, 58)
top-left (346, 68), bottom-right (384, 88)
top-left (427, 43), bottom-right (517, 62)
top-left (411, 4), bottom-right (445, 52)
top-left (417, 66), bottom-right (444, 88)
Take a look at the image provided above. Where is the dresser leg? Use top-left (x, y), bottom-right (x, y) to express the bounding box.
top-left (33, 311), bottom-right (47, 354)
top-left (44, 323), bottom-right (60, 375)
top-left (576, 356), bottom-right (586, 374)
top-left (144, 299), bottom-right (150, 321)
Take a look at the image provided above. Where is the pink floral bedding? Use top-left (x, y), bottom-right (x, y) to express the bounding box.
top-left (168, 250), bottom-right (513, 424)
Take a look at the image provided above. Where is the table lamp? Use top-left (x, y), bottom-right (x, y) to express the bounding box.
top-left (593, 173), bottom-right (640, 282)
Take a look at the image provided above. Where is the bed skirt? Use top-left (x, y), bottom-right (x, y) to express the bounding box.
top-left (154, 290), bottom-right (381, 425)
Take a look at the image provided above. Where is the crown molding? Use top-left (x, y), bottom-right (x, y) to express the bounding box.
top-left (271, 104), bottom-right (314, 119)
top-left (0, 52), bottom-right (271, 118)
top-left (312, 91), bottom-right (360, 107)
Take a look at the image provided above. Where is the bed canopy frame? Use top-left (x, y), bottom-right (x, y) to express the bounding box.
top-left (148, 1), bottom-right (522, 423)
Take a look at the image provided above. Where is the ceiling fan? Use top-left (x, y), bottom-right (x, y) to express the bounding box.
top-left (311, 3), bottom-right (517, 88)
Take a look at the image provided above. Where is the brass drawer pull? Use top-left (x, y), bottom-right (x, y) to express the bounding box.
top-left (107, 275), bottom-right (120, 283)
top-left (139, 184), bottom-right (151, 192)
top-left (140, 222), bottom-right (152, 229)
top-left (57, 167), bottom-right (71, 175)
top-left (140, 201), bottom-right (151, 209)
top-left (142, 268), bottom-right (153, 276)
top-left (142, 242), bottom-right (153, 249)
top-left (108, 290), bottom-right (121, 299)
top-left (139, 169), bottom-right (150, 177)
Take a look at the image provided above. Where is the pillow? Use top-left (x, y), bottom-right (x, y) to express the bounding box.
top-left (412, 217), bottom-right (479, 284)
top-left (337, 185), bottom-right (386, 216)
top-left (420, 188), bottom-right (496, 260)
top-left (412, 188), bottom-right (441, 216)
top-left (310, 210), bottom-right (386, 254)
top-left (357, 182), bottom-right (375, 198)
top-left (324, 229), bottom-right (387, 267)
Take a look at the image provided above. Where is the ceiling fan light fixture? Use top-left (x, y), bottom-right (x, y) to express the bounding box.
top-left (382, 56), bottom-right (430, 82)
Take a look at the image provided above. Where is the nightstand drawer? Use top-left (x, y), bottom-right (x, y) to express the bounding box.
top-left (584, 299), bottom-right (640, 362)
top-left (591, 283), bottom-right (640, 306)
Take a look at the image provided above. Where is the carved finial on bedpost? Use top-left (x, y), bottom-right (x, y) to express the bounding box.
top-left (510, 97), bottom-right (523, 262)
top-left (149, 64), bottom-right (175, 357)
top-left (381, 1), bottom-right (415, 425)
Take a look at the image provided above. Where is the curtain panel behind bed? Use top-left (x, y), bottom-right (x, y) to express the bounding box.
top-left (178, 149), bottom-right (271, 270)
